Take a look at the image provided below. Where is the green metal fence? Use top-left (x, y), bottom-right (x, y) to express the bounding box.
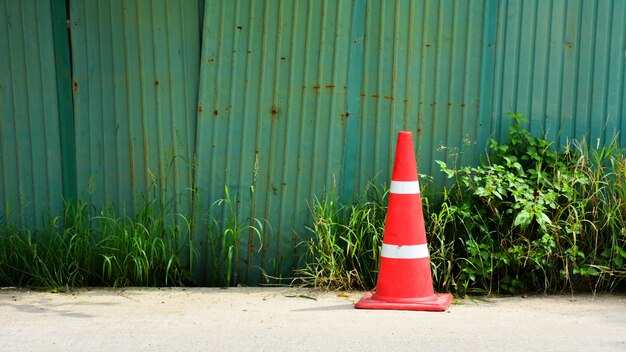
top-left (1, 0), bottom-right (625, 281)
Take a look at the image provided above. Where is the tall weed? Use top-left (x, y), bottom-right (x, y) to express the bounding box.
top-left (0, 186), bottom-right (266, 289)
top-left (203, 186), bottom-right (264, 287)
top-left (296, 183), bottom-right (386, 290)
top-left (0, 197), bottom-right (196, 289)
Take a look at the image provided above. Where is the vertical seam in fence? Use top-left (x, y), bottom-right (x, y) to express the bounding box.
top-left (50, 0), bottom-right (77, 201)
top-left (341, 0), bottom-right (366, 199)
top-left (477, 0), bottom-right (499, 155)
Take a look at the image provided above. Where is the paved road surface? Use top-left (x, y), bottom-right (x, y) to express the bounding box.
top-left (1, 287), bottom-right (625, 351)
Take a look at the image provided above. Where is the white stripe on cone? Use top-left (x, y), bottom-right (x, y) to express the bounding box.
top-left (381, 243), bottom-right (429, 259)
top-left (389, 180), bottom-right (421, 194)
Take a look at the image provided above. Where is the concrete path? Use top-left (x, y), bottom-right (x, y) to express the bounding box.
top-left (1, 287), bottom-right (625, 351)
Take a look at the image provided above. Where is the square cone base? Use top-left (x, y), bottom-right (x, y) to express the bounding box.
top-left (355, 291), bottom-right (453, 311)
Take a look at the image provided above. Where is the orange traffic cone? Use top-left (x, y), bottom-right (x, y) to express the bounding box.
top-left (355, 131), bottom-right (452, 311)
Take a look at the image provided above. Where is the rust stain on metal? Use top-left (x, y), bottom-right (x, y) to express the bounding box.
top-left (247, 50), bottom-right (251, 54)
top-left (360, 93), bottom-right (366, 97)
top-left (417, 128), bottom-right (422, 136)
top-left (271, 105), bottom-right (278, 117)
top-left (371, 94), bottom-right (380, 98)
top-left (383, 96), bottom-right (393, 100)
top-left (312, 84), bottom-right (320, 89)
top-left (155, 80), bottom-right (159, 86)
top-left (236, 25), bottom-right (242, 30)
top-left (198, 105), bottom-right (203, 112)
top-left (325, 84), bottom-right (335, 88)
top-left (280, 57), bottom-right (287, 61)
top-left (340, 112), bottom-right (351, 127)
top-left (72, 81), bottom-right (78, 91)
top-left (207, 58), bottom-right (215, 62)
top-left (403, 99), bottom-right (409, 103)
top-left (443, 102), bottom-right (468, 108)
top-left (213, 109), bottom-right (219, 116)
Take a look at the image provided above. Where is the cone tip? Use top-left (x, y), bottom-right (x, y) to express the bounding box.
top-left (397, 131), bottom-right (413, 140)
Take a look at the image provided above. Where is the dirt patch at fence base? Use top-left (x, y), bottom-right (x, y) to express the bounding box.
top-left (1, 287), bottom-right (625, 351)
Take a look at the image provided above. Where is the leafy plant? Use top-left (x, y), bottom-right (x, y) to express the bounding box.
top-left (434, 112), bottom-right (626, 294)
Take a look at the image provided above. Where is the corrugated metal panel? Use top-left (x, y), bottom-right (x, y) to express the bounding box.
top-left (195, 0), bottom-right (353, 280)
top-left (195, 0), bottom-right (488, 281)
top-left (486, 0), bottom-right (626, 147)
top-left (349, 0), bottom-right (487, 192)
top-left (0, 1), bottom-right (64, 228)
top-left (70, 0), bottom-right (201, 213)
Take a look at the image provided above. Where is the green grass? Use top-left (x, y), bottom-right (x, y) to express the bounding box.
top-left (203, 186), bottom-right (264, 287)
top-left (295, 184), bottom-right (386, 290)
top-left (0, 186), bottom-right (265, 290)
top-left (0, 198), bottom-right (196, 289)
